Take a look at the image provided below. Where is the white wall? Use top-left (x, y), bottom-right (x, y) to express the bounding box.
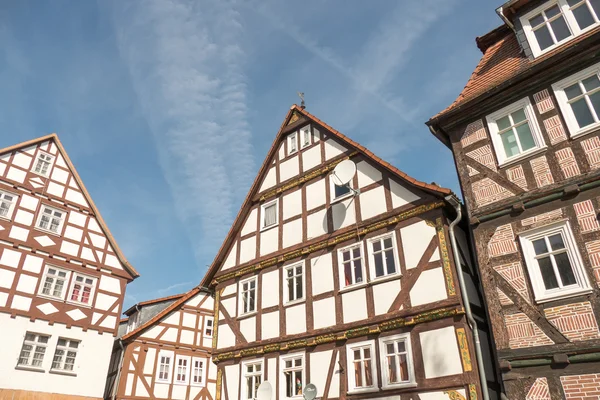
top-left (0, 314), bottom-right (114, 397)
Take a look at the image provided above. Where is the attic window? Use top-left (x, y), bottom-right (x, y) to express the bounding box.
top-left (300, 125), bottom-right (312, 148)
top-left (287, 132), bottom-right (298, 155)
top-left (34, 152), bottom-right (54, 176)
top-left (261, 199), bottom-right (278, 230)
top-left (521, 0), bottom-right (600, 57)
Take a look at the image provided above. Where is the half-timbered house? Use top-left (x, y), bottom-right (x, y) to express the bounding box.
top-left (201, 105), bottom-right (500, 400)
top-left (0, 134), bottom-right (139, 399)
top-left (427, 1), bottom-right (600, 398)
top-left (104, 287), bottom-right (216, 400)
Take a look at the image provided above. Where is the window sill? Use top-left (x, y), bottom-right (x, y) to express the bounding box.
top-left (535, 287), bottom-right (593, 304)
top-left (238, 311), bottom-right (258, 320)
top-left (49, 369), bottom-right (77, 377)
top-left (381, 381), bottom-right (418, 390)
top-left (0, 215), bottom-right (13, 222)
top-left (569, 123), bottom-right (600, 140)
top-left (283, 299), bottom-right (306, 308)
top-left (369, 273), bottom-right (402, 285)
top-left (15, 365), bottom-right (44, 373)
top-left (174, 382), bottom-right (189, 386)
top-left (31, 170), bottom-right (51, 179)
top-left (66, 300), bottom-right (92, 309)
top-left (338, 282), bottom-right (368, 294)
top-left (347, 387), bottom-right (379, 395)
top-left (33, 227), bottom-right (62, 237)
top-left (155, 379), bottom-right (171, 384)
top-left (331, 192), bottom-right (354, 204)
top-left (260, 223), bottom-right (278, 233)
top-left (37, 293), bottom-right (66, 302)
top-left (498, 146), bottom-right (547, 169)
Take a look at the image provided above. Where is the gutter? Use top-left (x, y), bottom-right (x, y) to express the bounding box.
top-left (111, 339), bottom-right (126, 400)
top-left (495, 7), bottom-right (515, 31)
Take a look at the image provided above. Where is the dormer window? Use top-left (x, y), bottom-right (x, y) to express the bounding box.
top-left (521, 0), bottom-right (600, 57)
top-left (34, 152), bottom-right (54, 177)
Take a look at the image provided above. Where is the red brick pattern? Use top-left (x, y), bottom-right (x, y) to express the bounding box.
top-left (472, 178), bottom-right (513, 207)
top-left (561, 374), bottom-right (600, 399)
top-left (494, 261), bottom-right (530, 301)
top-left (497, 288), bottom-right (514, 306)
top-left (585, 240), bottom-right (600, 287)
top-left (543, 115), bottom-right (567, 145)
top-left (526, 377), bottom-right (551, 400)
top-left (556, 147), bottom-right (581, 179)
top-left (506, 165), bottom-right (528, 190)
top-left (505, 312), bottom-right (554, 349)
top-left (530, 156), bottom-right (554, 188)
top-left (534, 90), bottom-right (555, 115)
top-left (461, 120), bottom-right (488, 147)
top-left (574, 200), bottom-right (600, 233)
top-left (467, 165), bottom-right (479, 176)
top-left (465, 145), bottom-right (497, 172)
top-left (545, 302), bottom-right (600, 342)
top-left (582, 136), bottom-right (600, 170)
top-left (521, 209), bottom-right (563, 227)
top-left (488, 225), bottom-right (518, 258)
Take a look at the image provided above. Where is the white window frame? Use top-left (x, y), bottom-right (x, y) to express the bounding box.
top-left (204, 316), bottom-right (214, 338)
top-left (346, 339), bottom-right (378, 394)
top-left (260, 198), bottom-right (279, 232)
top-left (239, 276), bottom-right (258, 316)
top-left (155, 350), bottom-right (174, 383)
top-left (33, 151), bottom-right (55, 177)
top-left (552, 61), bottom-right (600, 138)
top-left (287, 132), bottom-right (298, 155)
top-left (283, 261), bottom-right (305, 304)
top-left (38, 265), bottom-right (71, 300)
top-left (174, 355), bottom-right (191, 385)
top-left (521, 0), bottom-right (600, 58)
top-left (17, 332), bottom-right (50, 370)
top-left (0, 189), bottom-right (17, 220)
top-left (378, 333), bottom-right (416, 389)
top-left (50, 337), bottom-right (80, 373)
top-left (329, 174), bottom-right (354, 203)
top-left (300, 125), bottom-right (312, 148)
top-left (519, 220), bottom-right (591, 303)
top-left (486, 97), bottom-right (546, 166)
top-left (337, 242), bottom-right (367, 289)
top-left (67, 273), bottom-right (97, 307)
top-left (367, 232), bottom-right (401, 281)
top-left (35, 204), bottom-right (66, 235)
top-left (280, 352), bottom-right (305, 399)
top-left (241, 359), bottom-right (264, 400)
top-left (190, 357), bottom-right (206, 387)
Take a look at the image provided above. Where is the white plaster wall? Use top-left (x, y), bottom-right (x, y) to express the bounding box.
top-left (280, 156), bottom-right (299, 182)
top-left (286, 303), bottom-right (307, 335)
top-left (260, 227), bottom-right (279, 256)
top-left (357, 161), bottom-right (382, 188)
top-left (309, 350), bottom-right (332, 395)
top-left (312, 297), bottom-right (336, 330)
top-left (342, 288), bottom-right (367, 323)
top-left (302, 145), bottom-right (321, 172)
top-left (261, 311), bottom-right (279, 340)
top-left (359, 186), bottom-right (387, 220)
top-left (419, 390), bottom-right (466, 400)
top-left (283, 190), bottom-right (302, 220)
top-left (389, 179), bottom-right (420, 208)
top-left (260, 167), bottom-right (276, 192)
top-left (420, 326), bottom-right (463, 379)
top-left (283, 219), bottom-right (302, 248)
top-left (306, 178), bottom-right (326, 211)
top-left (307, 209), bottom-right (328, 240)
top-left (221, 297), bottom-right (236, 318)
top-left (267, 357), bottom-right (277, 388)
top-left (311, 253), bottom-right (334, 295)
top-left (401, 221), bottom-right (436, 269)
top-left (241, 208), bottom-right (258, 236)
top-left (0, 315), bottom-right (113, 397)
top-left (240, 316), bottom-right (257, 342)
top-left (324, 140), bottom-right (347, 160)
top-left (332, 198), bottom-right (356, 231)
top-left (373, 278), bottom-right (401, 315)
top-left (144, 348), bottom-right (156, 375)
top-left (239, 236), bottom-right (257, 264)
top-left (261, 270), bottom-right (279, 308)
top-left (222, 283), bottom-right (237, 298)
top-left (225, 364), bottom-right (240, 400)
top-left (217, 324), bottom-right (235, 349)
top-left (410, 267), bottom-right (447, 307)
top-left (328, 351), bottom-right (340, 398)
top-left (161, 327), bottom-right (178, 342)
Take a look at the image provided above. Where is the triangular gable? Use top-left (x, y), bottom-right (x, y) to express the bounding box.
top-left (201, 105), bottom-right (451, 286)
top-left (0, 134), bottom-right (139, 279)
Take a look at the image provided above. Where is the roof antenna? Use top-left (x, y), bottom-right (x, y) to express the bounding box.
top-left (297, 92), bottom-right (305, 109)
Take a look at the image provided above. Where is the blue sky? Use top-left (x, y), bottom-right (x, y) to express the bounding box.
top-left (0, 1), bottom-right (500, 308)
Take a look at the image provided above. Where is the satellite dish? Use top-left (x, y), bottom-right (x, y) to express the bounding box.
top-left (332, 160), bottom-right (356, 186)
top-left (303, 383), bottom-right (317, 400)
top-left (256, 382), bottom-right (272, 400)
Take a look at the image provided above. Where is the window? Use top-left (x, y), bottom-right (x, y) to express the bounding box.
top-left (68, 274), bottom-right (96, 305)
top-left (300, 126), bottom-right (311, 148)
top-left (156, 351), bottom-right (173, 382)
top-left (284, 262), bottom-right (304, 303)
top-left (338, 243), bottom-right (365, 288)
top-left (240, 277), bottom-right (257, 315)
top-left (486, 98), bottom-right (545, 165)
top-left (346, 341), bottom-right (377, 393)
top-left (553, 61), bottom-right (600, 136)
top-left (367, 233), bottom-right (399, 279)
top-left (288, 132), bottom-right (298, 155)
top-left (330, 174), bottom-right (352, 201)
top-left (379, 333), bottom-right (415, 389)
top-left (0, 190), bottom-right (16, 219)
top-left (175, 356), bottom-right (190, 384)
top-left (261, 199), bottom-right (278, 230)
top-left (242, 360), bottom-right (263, 400)
top-left (51, 338), bottom-right (79, 372)
top-left (191, 358), bottom-right (205, 386)
top-left (281, 354), bottom-right (304, 398)
top-left (17, 332), bottom-right (49, 368)
top-left (521, 0), bottom-right (600, 57)
top-left (34, 152), bottom-right (54, 176)
top-left (519, 221), bottom-right (591, 302)
top-left (204, 316), bottom-right (214, 338)
top-left (40, 266), bottom-right (70, 300)
top-left (36, 205), bottom-right (65, 234)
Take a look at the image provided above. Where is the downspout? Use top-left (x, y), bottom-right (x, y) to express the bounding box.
top-left (445, 195), bottom-right (490, 400)
top-left (111, 339), bottom-right (125, 400)
top-left (496, 6), bottom-right (515, 31)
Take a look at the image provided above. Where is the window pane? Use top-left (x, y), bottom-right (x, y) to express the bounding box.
top-left (565, 83), bottom-right (583, 99)
top-left (572, 2), bottom-right (596, 29)
top-left (399, 354), bottom-right (409, 381)
top-left (555, 252), bottom-right (577, 286)
top-left (500, 130), bottom-right (520, 158)
top-left (354, 361), bottom-right (362, 387)
top-left (571, 98), bottom-right (596, 127)
top-left (534, 25), bottom-right (555, 50)
top-left (589, 91), bottom-right (600, 121)
top-left (344, 262), bottom-right (352, 286)
top-left (386, 343), bottom-right (394, 354)
top-left (591, 0), bottom-right (600, 15)
top-left (373, 241), bottom-right (381, 252)
top-left (533, 238), bottom-right (548, 255)
top-left (354, 260), bottom-right (363, 283)
top-left (384, 238), bottom-right (393, 248)
top-left (288, 278), bottom-right (294, 301)
top-left (583, 75), bottom-right (600, 92)
top-left (343, 251), bottom-right (350, 262)
top-left (374, 253), bottom-right (384, 277)
top-left (549, 234), bottom-right (565, 250)
top-left (511, 108), bottom-right (527, 123)
top-left (397, 341), bottom-right (406, 352)
top-left (530, 13), bottom-right (545, 27)
top-left (387, 355), bottom-right (397, 383)
top-left (515, 122), bottom-right (536, 151)
top-left (496, 115), bottom-right (511, 131)
top-left (546, 4), bottom-right (561, 17)
top-left (364, 359), bottom-right (372, 386)
top-left (353, 248), bottom-right (360, 258)
top-left (385, 249), bottom-right (396, 274)
top-left (335, 184), bottom-right (350, 198)
top-left (538, 257), bottom-right (560, 289)
top-left (550, 16), bottom-right (571, 42)
top-left (296, 277), bottom-right (303, 299)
